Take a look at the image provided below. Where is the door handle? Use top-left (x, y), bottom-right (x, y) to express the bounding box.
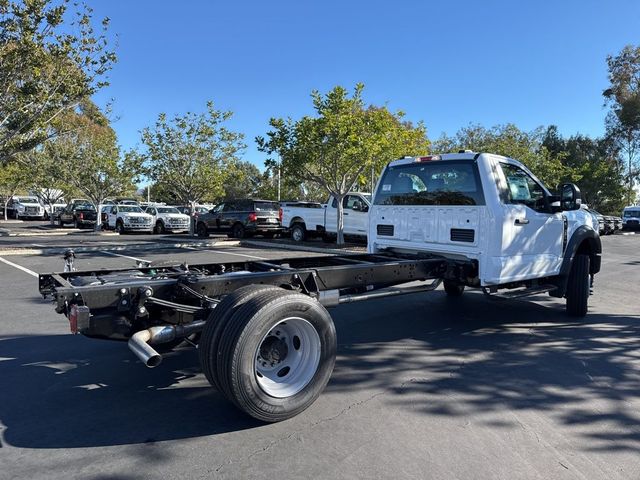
top-left (515, 218), bottom-right (529, 225)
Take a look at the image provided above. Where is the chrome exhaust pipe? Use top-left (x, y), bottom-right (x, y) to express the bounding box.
top-left (128, 321), bottom-right (206, 368)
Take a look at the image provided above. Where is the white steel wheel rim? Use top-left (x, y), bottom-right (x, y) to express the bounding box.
top-left (254, 317), bottom-right (321, 398)
top-left (292, 227), bottom-right (303, 242)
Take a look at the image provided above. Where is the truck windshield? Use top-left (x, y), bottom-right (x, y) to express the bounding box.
top-left (17, 197), bottom-right (38, 203)
top-left (120, 206), bottom-right (143, 213)
top-left (624, 210), bottom-right (640, 218)
top-left (157, 207), bottom-right (180, 214)
top-left (374, 160), bottom-right (484, 206)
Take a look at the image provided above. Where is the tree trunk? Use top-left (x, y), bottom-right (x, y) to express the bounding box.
top-left (335, 194), bottom-right (345, 246)
top-left (3, 199), bottom-right (9, 221)
top-left (190, 200), bottom-right (197, 236)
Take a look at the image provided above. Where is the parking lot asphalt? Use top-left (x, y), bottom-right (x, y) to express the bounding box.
top-left (1, 236), bottom-right (639, 480)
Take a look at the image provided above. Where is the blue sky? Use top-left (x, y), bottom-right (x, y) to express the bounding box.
top-left (91, 0), bottom-right (640, 170)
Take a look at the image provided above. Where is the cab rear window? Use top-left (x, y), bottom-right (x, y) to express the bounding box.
top-left (374, 160), bottom-right (485, 206)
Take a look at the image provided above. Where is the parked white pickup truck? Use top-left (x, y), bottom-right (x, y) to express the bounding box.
top-left (281, 192), bottom-right (371, 242)
top-left (105, 204), bottom-right (154, 234)
top-left (144, 205), bottom-right (191, 233)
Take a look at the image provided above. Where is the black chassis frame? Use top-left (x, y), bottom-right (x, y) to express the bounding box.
top-left (39, 252), bottom-right (477, 340)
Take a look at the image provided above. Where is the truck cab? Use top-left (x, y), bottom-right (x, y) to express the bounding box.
top-left (369, 152), bottom-right (600, 289)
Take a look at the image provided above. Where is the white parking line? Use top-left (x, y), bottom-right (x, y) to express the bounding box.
top-left (181, 246), bottom-right (266, 260)
top-left (0, 256), bottom-right (38, 277)
top-left (101, 251), bottom-right (147, 262)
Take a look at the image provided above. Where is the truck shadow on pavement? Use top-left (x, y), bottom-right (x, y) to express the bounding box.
top-left (0, 336), bottom-right (261, 448)
top-left (1, 290), bottom-right (639, 452)
top-left (329, 291), bottom-right (640, 454)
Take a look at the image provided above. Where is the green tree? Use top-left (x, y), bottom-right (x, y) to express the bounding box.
top-left (0, 0), bottom-right (116, 165)
top-left (434, 123), bottom-right (575, 188)
top-left (137, 101), bottom-right (246, 209)
top-left (542, 127), bottom-right (626, 214)
top-left (603, 45), bottom-right (640, 204)
top-left (42, 100), bottom-right (140, 227)
top-left (0, 154), bottom-right (34, 218)
top-left (223, 160), bottom-right (262, 200)
top-left (257, 84), bottom-right (430, 244)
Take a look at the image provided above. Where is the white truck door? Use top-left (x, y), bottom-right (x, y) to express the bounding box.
top-left (108, 206), bottom-right (117, 228)
top-left (343, 194), bottom-right (369, 236)
top-left (496, 162), bottom-right (564, 282)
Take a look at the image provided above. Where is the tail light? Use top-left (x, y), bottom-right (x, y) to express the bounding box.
top-left (78, 212), bottom-right (84, 220)
top-left (248, 212), bottom-right (257, 222)
top-left (279, 208), bottom-right (283, 222)
top-left (69, 305), bottom-right (79, 334)
top-left (416, 155), bottom-right (441, 162)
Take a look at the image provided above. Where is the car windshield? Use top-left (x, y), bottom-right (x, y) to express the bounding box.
top-left (157, 207), bottom-right (180, 214)
top-left (361, 194), bottom-right (372, 203)
top-left (624, 210), bottom-right (640, 218)
top-left (119, 206), bottom-right (143, 213)
top-left (17, 197), bottom-right (38, 203)
top-left (254, 201), bottom-right (278, 211)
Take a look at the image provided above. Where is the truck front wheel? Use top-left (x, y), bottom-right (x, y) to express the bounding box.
top-left (215, 288), bottom-right (337, 422)
top-left (566, 254), bottom-right (590, 317)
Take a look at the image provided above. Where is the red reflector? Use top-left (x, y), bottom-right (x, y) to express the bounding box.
top-left (248, 212), bottom-right (257, 222)
top-left (417, 155), bottom-right (441, 162)
top-left (278, 208), bottom-right (283, 222)
top-left (69, 305), bottom-right (79, 334)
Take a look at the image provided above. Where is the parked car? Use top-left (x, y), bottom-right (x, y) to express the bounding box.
top-left (622, 206), bottom-right (640, 230)
top-left (195, 199), bottom-right (283, 238)
top-left (583, 207), bottom-right (605, 235)
top-left (58, 201), bottom-right (98, 228)
top-left (144, 205), bottom-right (191, 233)
top-left (105, 205), bottom-right (154, 234)
top-left (7, 196), bottom-right (45, 220)
top-left (44, 202), bottom-right (67, 221)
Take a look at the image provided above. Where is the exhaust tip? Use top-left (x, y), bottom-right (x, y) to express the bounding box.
top-left (146, 354), bottom-right (162, 368)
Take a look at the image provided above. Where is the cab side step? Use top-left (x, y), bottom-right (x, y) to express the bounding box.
top-left (483, 284), bottom-right (558, 300)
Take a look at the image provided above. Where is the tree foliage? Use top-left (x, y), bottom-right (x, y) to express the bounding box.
top-left (603, 44), bottom-right (640, 204)
top-left (0, 0), bottom-right (116, 165)
top-left (257, 84), bottom-right (430, 244)
top-left (137, 101), bottom-right (246, 207)
top-left (542, 126), bottom-right (626, 214)
top-left (434, 123), bottom-right (574, 189)
top-left (40, 99), bottom-right (139, 222)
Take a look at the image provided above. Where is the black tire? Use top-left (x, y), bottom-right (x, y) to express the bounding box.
top-left (566, 254), bottom-right (590, 317)
top-left (321, 232), bottom-right (334, 243)
top-left (199, 285), bottom-right (283, 391)
top-left (443, 280), bottom-right (465, 296)
top-left (73, 218), bottom-right (80, 229)
top-left (290, 224), bottom-right (306, 243)
top-left (215, 289), bottom-right (337, 422)
top-left (58, 217), bottom-right (64, 227)
top-left (196, 222), bottom-right (209, 238)
top-left (157, 221), bottom-right (165, 234)
top-left (232, 223), bottom-right (245, 239)
top-left (115, 221), bottom-right (125, 234)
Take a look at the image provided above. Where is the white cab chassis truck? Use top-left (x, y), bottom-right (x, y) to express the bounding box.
top-left (40, 152), bottom-right (600, 423)
top-left (281, 192), bottom-right (371, 242)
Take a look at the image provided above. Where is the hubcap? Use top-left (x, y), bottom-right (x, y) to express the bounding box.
top-left (254, 317), bottom-right (321, 398)
top-left (293, 228), bottom-right (302, 241)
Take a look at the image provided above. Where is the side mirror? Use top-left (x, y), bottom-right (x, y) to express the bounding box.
top-left (559, 183), bottom-right (582, 211)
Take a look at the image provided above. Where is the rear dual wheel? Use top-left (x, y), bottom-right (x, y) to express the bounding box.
top-left (199, 286), bottom-right (337, 422)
